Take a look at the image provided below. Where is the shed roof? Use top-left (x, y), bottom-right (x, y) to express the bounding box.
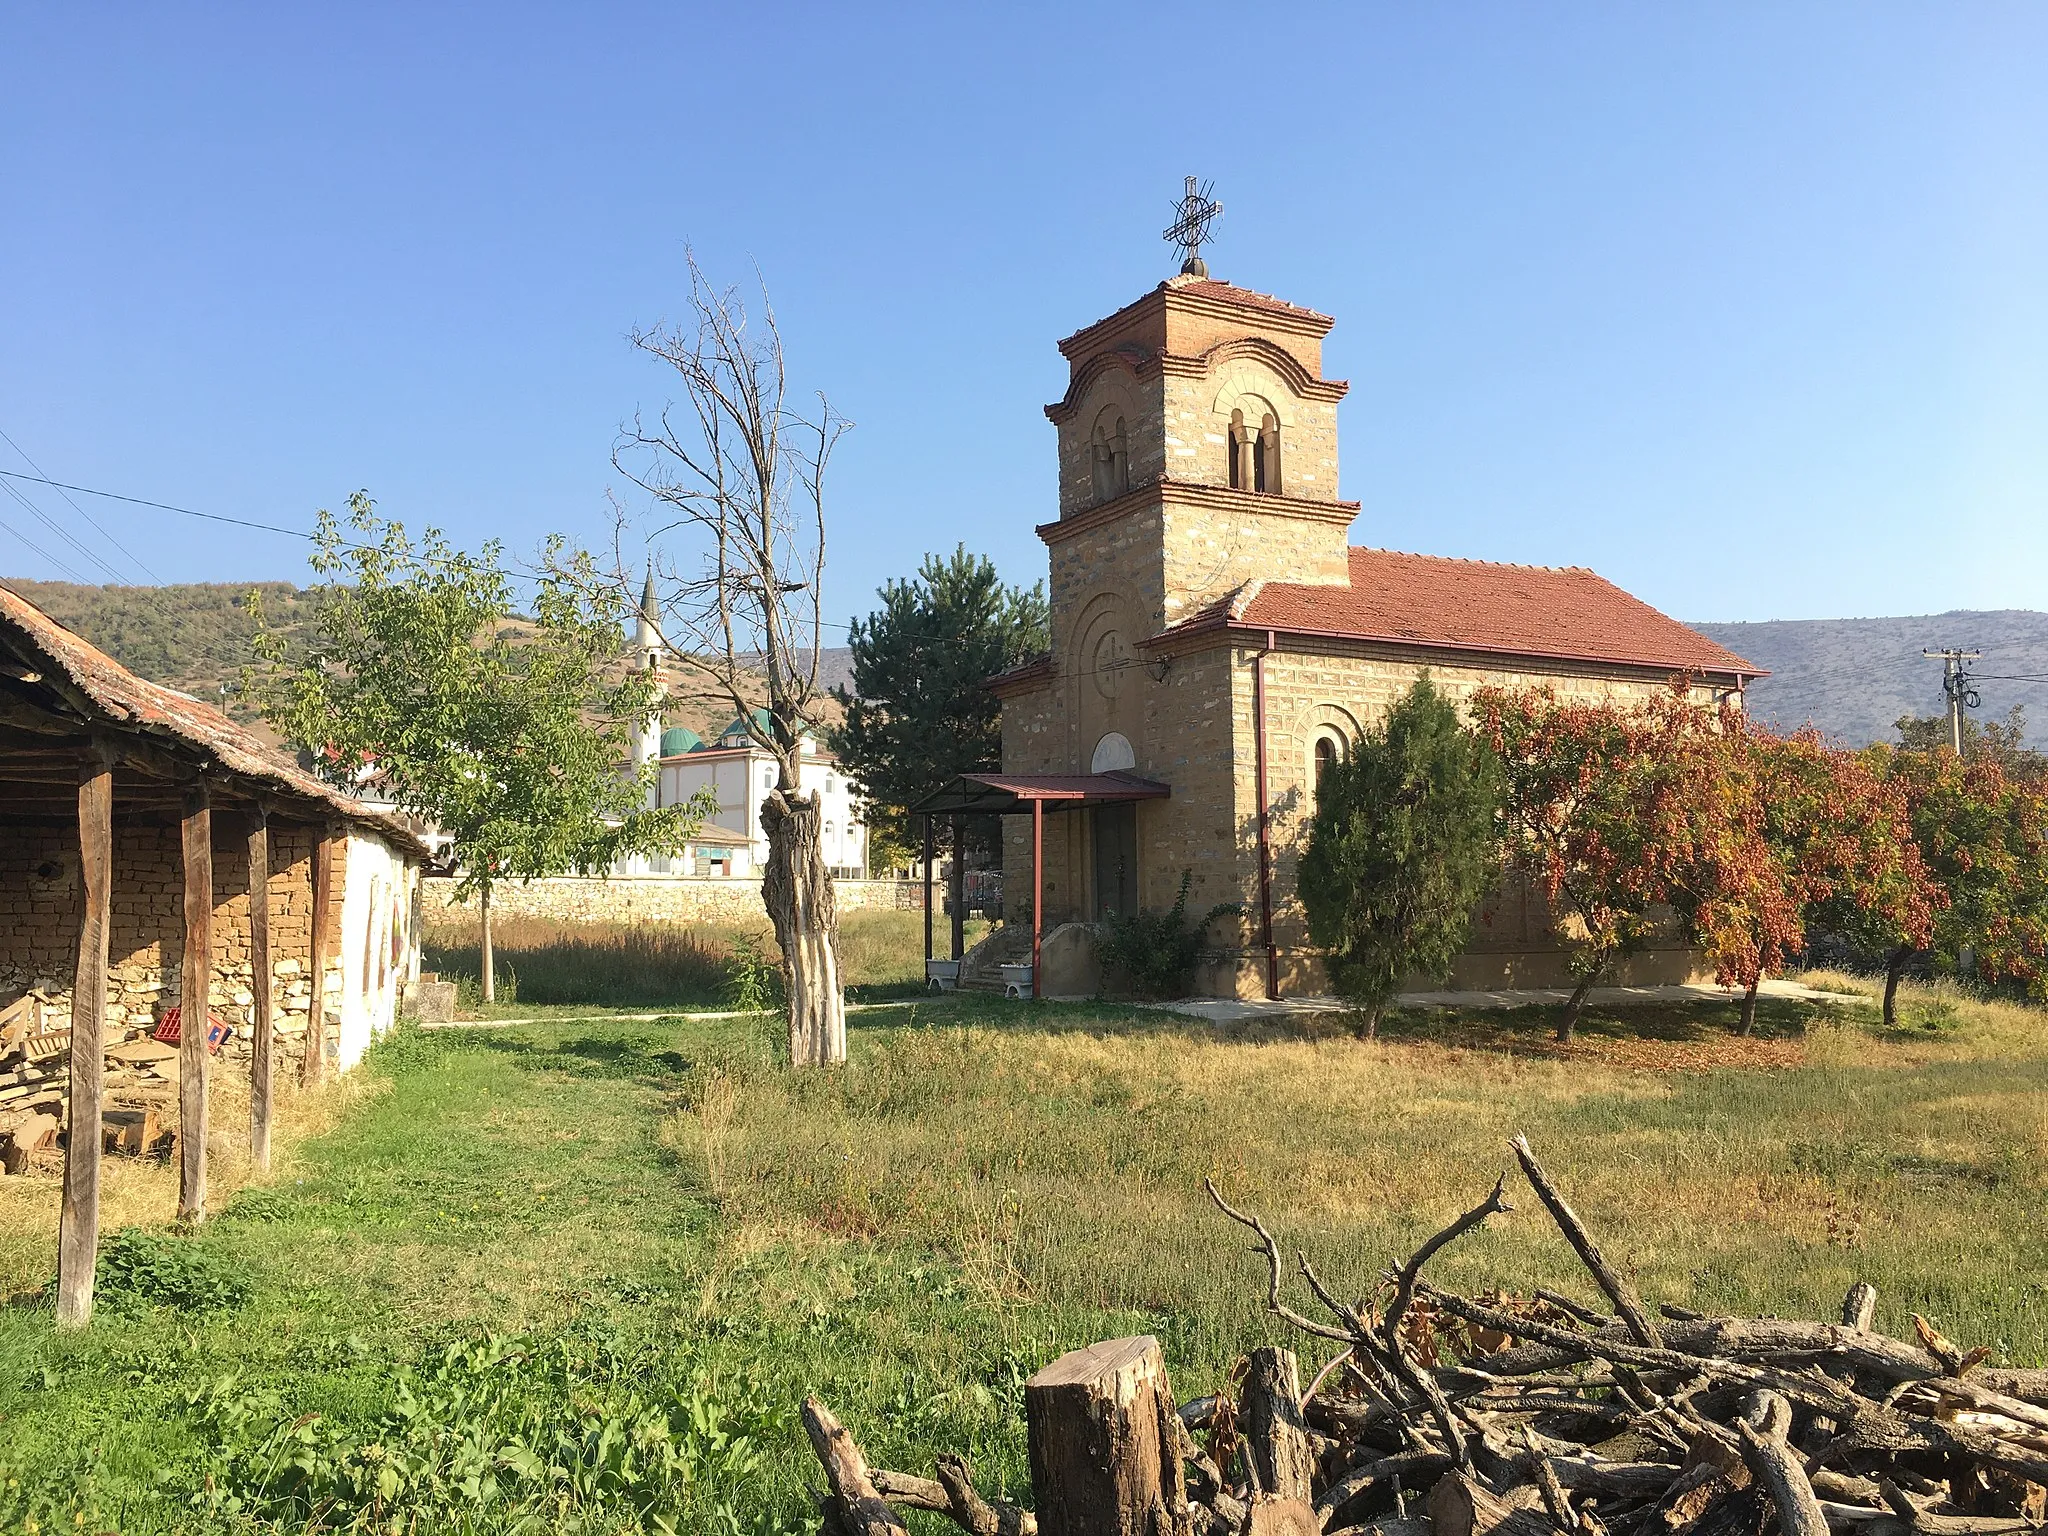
top-left (911, 771), bottom-right (1172, 816)
top-left (0, 583), bottom-right (430, 851)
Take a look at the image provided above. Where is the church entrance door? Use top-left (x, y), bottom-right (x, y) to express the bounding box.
top-left (1092, 803), bottom-right (1137, 921)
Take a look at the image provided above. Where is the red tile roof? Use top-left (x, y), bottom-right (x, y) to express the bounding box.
top-left (1177, 548), bottom-right (1762, 678)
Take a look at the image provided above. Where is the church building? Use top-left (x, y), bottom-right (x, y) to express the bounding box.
top-left (985, 257), bottom-right (1761, 998)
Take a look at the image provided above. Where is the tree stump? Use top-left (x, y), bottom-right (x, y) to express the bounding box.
top-left (1240, 1346), bottom-right (1315, 1502)
top-left (1026, 1335), bottom-right (1186, 1536)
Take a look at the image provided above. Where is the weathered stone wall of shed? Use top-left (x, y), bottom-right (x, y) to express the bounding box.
top-left (0, 819), bottom-right (347, 1067)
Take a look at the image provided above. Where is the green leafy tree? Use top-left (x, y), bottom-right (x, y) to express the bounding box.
top-left (832, 545), bottom-right (1048, 869)
top-left (253, 492), bottom-right (709, 1001)
top-left (1896, 706), bottom-right (2043, 780)
top-left (1299, 677), bottom-right (1504, 1037)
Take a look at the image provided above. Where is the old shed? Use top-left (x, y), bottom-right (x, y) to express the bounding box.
top-left (0, 583), bottom-right (429, 1325)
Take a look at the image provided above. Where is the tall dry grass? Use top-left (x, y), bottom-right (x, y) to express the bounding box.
top-left (421, 909), bottom-right (981, 1007)
top-left (663, 988), bottom-right (2048, 1391)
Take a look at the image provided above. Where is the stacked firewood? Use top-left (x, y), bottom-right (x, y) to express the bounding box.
top-left (0, 991), bottom-right (183, 1169)
top-left (802, 1136), bottom-right (2048, 1536)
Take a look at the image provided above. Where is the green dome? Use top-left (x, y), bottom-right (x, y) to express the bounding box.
top-left (660, 726), bottom-right (703, 757)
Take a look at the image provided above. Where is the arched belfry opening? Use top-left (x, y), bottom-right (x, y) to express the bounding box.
top-left (1229, 406), bottom-right (1281, 493)
top-left (1090, 409), bottom-right (1130, 502)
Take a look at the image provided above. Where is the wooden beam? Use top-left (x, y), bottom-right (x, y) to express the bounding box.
top-left (304, 827), bottom-right (335, 1088)
top-left (178, 781), bottom-right (213, 1223)
top-left (246, 807), bottom-right (273, 1176)
top-left (55, 744), bottom-right (114, 1329)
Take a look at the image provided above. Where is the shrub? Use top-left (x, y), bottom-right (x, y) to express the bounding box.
top-left (95, 1227), bottom-right (252, 1313)
top-left (1095, 871), bottom-right (1242, 999)
top-left (184, 1327), bottom-right (778, 1532)
top-left (722, 932), bottom-right (780, 1012)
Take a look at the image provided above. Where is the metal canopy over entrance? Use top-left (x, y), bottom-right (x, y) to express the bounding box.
top-left (907, 771), bottom-right (1171, 997)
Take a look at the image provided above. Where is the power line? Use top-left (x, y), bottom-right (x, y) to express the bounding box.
top-left (0, 473), bottom-right (132, 584)
top-left (0, 466), bottom-right (860, 632)
top-left (0, 427), bottom-right (163, 583)
top-left (0, 507), bottom-right (92, 584)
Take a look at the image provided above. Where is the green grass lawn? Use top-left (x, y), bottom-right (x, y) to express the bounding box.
top-left (1, 977), bottom-right (2045, 1533)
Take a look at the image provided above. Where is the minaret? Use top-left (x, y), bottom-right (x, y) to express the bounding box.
top-left (631, 564), bottom-right (663, 805)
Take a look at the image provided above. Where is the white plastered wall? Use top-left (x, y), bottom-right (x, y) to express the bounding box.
top-left (334, 831), bottom-right (420, 1071)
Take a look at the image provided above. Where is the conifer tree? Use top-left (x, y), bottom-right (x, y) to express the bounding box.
top-left (1299, 677), bottom-right (1503, 1037)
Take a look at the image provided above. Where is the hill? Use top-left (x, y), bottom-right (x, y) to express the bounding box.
top-left (0, 575), bottom-right (854, 741)
top-left (1692, 610), bottom-right (2048, 747)
top-left (0, 577), bottom-right (330, 724)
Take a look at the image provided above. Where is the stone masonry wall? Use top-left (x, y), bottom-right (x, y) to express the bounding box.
top-left (421, 875), bottom-right (922, 928)
top-left (0, 819), bottom-right (342, 1068)
top-left (1002, 640), bottom-right (1728, 998)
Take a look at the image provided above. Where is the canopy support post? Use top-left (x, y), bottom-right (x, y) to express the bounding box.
top-left (949, 813), bottom-right (966, 962)
top-left (1031, 799), bottom-right (1043, 1001)
top-left (922, 815), bottom-right (934, 965)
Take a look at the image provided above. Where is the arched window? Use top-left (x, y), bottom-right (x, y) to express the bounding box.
top-left (1228, 409), bottom-right (1250, 489)
top-left (1257, 412), bottom-right (1281, 494)
top-left (1091, 411), bottom-right (1130, 502)
top-left (1313, 732), bottom-right (1345, 806)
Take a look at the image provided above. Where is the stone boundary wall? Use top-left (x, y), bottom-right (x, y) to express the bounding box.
top-left (422, 875), bottom-right (923, 927)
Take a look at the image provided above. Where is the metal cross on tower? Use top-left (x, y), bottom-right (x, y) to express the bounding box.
top-left (1163, 176), bottom-right (1223, 277)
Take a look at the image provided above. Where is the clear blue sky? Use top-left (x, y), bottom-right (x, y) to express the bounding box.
top-left (2, 4), bottom-right (2042, 626)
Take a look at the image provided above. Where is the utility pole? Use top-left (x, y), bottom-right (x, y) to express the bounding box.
top-left (1923, 648), bottom-right (1982, 755)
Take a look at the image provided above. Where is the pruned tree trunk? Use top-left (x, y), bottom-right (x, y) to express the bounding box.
top-left (479, 882), bottom-right (495, 1005)
top-left (764, 787), bottom-right (845, 1067)
top-left (1559, 968), bottom-right (1600, 1043)
top-left (1883, 945), bottom-right (1912, 1030)
top-left (1357, 1005), bottom-right (1382, 1041)
top-left (1025, 1335), bottom-right (1186, 1536)
top-left (1738, 975), bottom-right (1761, 1037)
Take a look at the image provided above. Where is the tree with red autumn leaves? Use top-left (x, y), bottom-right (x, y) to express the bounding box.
top-left (1478, 684), bottom-right (1938, 1040)
top-left (1475, 685), bottom-right (1707, 1042)
top-left (1851, 745), bottom-right (2048, 1026)
top-left (1671, 722), bottom-right (1935, 1035)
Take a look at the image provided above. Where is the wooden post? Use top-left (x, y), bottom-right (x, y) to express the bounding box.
top-left (304, 826), bottom-right (334, 1087)
top-left (949, 812), bottom-right (966, 962)
top-left (1241, 1346), bottom-right (1316, 1502)
top-left (178, 781), bottom-right (212, 1223)
top-left (1031, 799), bottom-right (1043, 1000)
top-left (56, 746), bottom-right (114, 1329)
top-left (1025, 1335), bottom-right (1185, 1536)
top-left (246, 808), bottom-right (273, 1176)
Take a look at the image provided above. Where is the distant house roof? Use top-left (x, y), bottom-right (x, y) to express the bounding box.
top-left (1159, 548), bottom-right (1763, 680)
top-left (0, 583), bottom-right (431, 852)
top-left (687, 824), bottom-right (753, 848)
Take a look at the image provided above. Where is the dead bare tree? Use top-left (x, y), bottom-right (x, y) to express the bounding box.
top-left (613, 252), bottom-right (852, 1067)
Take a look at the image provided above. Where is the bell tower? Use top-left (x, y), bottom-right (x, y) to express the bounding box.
top-left (1039, 271), bottom-right (1357, 642)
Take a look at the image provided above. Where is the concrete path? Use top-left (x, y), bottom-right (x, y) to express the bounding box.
top-left (1150, 977), bottom-right (1866, 1025)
